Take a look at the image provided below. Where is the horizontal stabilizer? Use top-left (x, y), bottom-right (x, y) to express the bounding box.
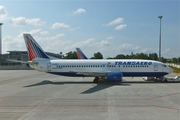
top-left (6, 59), bottom-right (38, 65)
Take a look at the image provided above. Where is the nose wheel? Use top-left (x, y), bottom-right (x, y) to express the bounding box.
top-left (93, 77), bottom-right (99, 83)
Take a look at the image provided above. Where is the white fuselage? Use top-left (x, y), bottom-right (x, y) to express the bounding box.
top-left (29, 59), bottom-right (173, 77)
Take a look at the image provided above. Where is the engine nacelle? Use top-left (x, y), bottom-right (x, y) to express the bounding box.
top-left (106, 72), bottom-right (123, 82)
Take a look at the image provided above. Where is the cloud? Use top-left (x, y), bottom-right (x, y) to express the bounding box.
top-left (19, 29), bottom-right (49, 37)
top-left (106, 36), bottom-right (114, 40)
top-left (47, 33), bottom-right (65, 40)
top-left (3, 35), bottom-right (25, 53)
top-left (3, 29), bottom-right (67, 53)
top-left (71, 38), bottom-right (95, 48)
top-left (51, 22), bottom-right (80, 31)
top-left (106, 18), bottom-right (124, 26)
top-left (73, 8), bottom-right (86, 14)
top-left (100, 40), bottom-right (110, 46)
top-left (52, 23), bottom-right (70, 29)
top-left (96, 40), bottom-right (110, 47)
top-left (11, 17), bottom-right (45, 27)
top-left (0, 6), bottom-right (8, 21)
top-left (0, 6), bottom-right (7, 15)
top-left (115, 24), bottom-right (127, 30)
top-left (120, 43), bottom-right (140, 50)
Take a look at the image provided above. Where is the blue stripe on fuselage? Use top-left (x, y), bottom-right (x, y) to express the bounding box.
top-left (47, 72), bottom-right (169, 77)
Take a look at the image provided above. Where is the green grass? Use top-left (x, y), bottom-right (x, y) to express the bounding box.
top-left (169, 66), bottom-right (180, 74)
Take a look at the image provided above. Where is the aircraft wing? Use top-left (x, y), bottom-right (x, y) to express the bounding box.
top-left (77, 70), bottom-right (111, 76)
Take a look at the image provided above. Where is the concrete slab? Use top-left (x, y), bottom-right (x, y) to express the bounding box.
top-left (0, 70), bottom-right (179, 120)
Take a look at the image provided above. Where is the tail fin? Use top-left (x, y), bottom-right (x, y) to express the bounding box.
top-left (76, 48), bottom-right (88, 59)
top-left (23, 34), bottom-right (49, 61)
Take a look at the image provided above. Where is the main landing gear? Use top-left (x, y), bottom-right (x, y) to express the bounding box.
top-left (93, 77), bottom-right (99, 83)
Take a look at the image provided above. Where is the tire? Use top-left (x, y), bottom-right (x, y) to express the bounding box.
top-left (164, 80), bottom-right (168, 83)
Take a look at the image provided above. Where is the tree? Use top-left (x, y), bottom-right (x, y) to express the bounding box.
top-left (149, 53), bottom-right (158, 60)
top-left (63, 51), bottom-right (78, 59)
top-left (162, 57), bottom-right (167, 63)
top-left (125, 55), bottom-right (131, 59)
top-left (114, 54), bottom-right (125, 59)
top-left (91, 52), bottom-right (103, 59)
top-left (172, 58), bottom-right (178, 63)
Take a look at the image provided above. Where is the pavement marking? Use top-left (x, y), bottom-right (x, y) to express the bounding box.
top-left (0, 105), bottom-right (179, 110)
top-left (1, 92), bottom-right (180, 101)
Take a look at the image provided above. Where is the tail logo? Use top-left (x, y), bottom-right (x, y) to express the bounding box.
top-left (25, 35), bottom-right (49, 61)
top-left (76, 48), bottom-right (88, 59)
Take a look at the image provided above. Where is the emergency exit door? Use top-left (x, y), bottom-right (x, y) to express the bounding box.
top-left (154, 63), bottom-right (158, 71)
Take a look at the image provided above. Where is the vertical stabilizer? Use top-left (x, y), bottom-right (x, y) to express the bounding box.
top-left (76, 48), bottom-right (88, 59)
top-left (23, 34), bottom-right (49, 61)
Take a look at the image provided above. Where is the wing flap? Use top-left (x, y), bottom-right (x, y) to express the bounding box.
top-left (77, 71), bottom-right (111, 77)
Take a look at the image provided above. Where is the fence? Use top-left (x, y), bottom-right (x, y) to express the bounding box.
top-left (166, 63), bottom-right (180, 68)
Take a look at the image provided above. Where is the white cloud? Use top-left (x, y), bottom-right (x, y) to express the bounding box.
top-left (106, 36), bottom-right (114, 40)
top-left (47, 33), bottom-right (65, 40)
top-left (73, 8), bottom-right (86, 14)
top-left (52, 23), bottom-right (70, 29)
top-left (51, 22), bottom-right (80, 31)
top-left (106, 18), bottom-right (124, 26)
top-left (3, 35), bottom-right (25, 53)
top-left (71, 38), bottom-right (95, 48)
top-left (0, 6), bottom-right (7, 15)
top-left (11, 17), bottom-right (45, 27)
top-left (115, 24), bottom-right (127, 30)
top-left (20, 29), bottom-right (49, 37)
top-left (70, 27), bottom-right (80, 31)
top-left (96, 40), bottom-right (110, 46)
top-left (0, 6), bottom-right (8, 21)
top-left (3, 29), bottom-right (66, 54)
top-left (119, 43), bottom-right (141, 51)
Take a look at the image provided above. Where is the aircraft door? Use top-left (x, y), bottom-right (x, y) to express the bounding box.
top-left (47, 63), bottom-right (51, 71)
top-left (154, 63), bottom-right (158, 71)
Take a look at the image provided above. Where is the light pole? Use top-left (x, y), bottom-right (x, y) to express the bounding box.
top-left (0, 23), bottom-right (3, 55)
top-left (158, 16), bottom-right (162, 62)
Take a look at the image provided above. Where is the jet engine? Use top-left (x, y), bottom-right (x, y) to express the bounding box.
top-left (106, 72), bottom-right (123, 82)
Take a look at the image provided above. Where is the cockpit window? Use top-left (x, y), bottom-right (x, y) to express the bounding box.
top-left (162, 64), bottom-right (167, 67)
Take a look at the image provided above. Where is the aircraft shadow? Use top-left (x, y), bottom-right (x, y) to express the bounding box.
top-left (24, 80), bottom-right (130, 94)
top-left (81, 82), bottom-right (130, 94)
top-left (24, 80), bottom-right (93, 87)
top-left (24, 80), bottom-right (173, 94)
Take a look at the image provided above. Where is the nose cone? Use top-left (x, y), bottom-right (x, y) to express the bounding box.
top-left (169, 67), bottom-right (174, 73)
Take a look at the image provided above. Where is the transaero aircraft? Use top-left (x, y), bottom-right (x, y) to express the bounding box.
top-left (9, 34), bottom-right (174, 83)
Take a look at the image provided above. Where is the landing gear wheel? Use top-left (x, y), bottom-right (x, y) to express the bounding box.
top-left (93, 77), bottom-right (99, 83)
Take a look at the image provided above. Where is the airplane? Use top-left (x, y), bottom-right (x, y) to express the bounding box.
top-left (76, 48), bottom-right (88, 59)
top-left (8, 34), bottom-right (174, 83)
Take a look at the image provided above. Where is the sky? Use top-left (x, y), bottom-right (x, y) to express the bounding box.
top-left (0, 0), bottom-right (179, 59)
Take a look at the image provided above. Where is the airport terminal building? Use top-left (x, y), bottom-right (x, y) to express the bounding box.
top-left (0, 51), bottom-right (63, 70)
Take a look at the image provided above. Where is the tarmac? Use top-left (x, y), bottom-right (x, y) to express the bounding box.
top-left (0, 70), bottom-right (179, 120)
